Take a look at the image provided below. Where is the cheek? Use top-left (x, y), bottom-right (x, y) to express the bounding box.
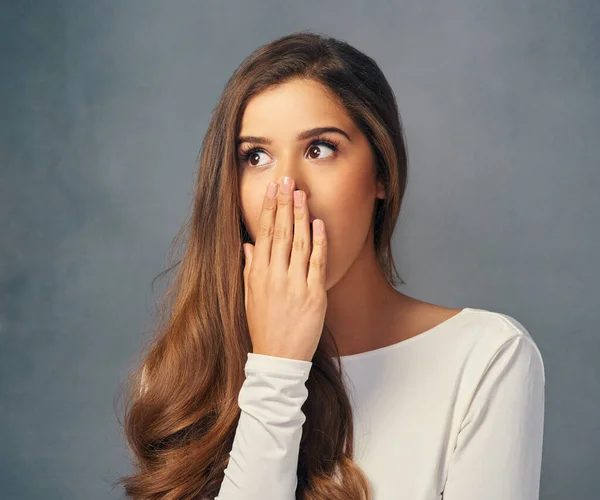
top-left (326, 192), bottom-right (373, 250)
top-left (324, 173), bottom-right (374, 232)
top-left (240, 189), bottom-right (263, 243)
top-left (246, 212), bottom-right (263, 243)
top-left (321, 187), bottom-right (374, 267)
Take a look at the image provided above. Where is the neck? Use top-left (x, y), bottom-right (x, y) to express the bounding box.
top-left (321, 224), bottom-right (414, 358)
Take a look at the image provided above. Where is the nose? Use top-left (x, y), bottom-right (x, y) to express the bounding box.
top-left (277, 175), bottom-right (308, 198)
top-left (276, 175), bottom-right (313, 220)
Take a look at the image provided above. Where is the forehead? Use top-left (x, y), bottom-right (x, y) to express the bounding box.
top-left (239, 79), bottom-right (354, 135)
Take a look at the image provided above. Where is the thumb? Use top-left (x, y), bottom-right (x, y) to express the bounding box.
top-left (243, 243), bottom-right (254, 268)
top-left (242, 243), bottom-right (254, 312)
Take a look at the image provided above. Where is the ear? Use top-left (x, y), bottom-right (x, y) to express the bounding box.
top-left (376, 180), bottom-right (386, 200)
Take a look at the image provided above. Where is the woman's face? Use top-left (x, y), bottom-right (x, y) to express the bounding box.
top-left (237, 78), bottom-right (385, 290)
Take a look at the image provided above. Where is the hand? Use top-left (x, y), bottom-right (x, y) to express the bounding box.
top-left (242, 176), bottom-right (328, 362)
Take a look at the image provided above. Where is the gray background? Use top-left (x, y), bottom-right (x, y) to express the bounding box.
top-left (1, 1), bottom-right (598, 499)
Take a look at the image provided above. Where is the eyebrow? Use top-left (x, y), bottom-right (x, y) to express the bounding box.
top-left (236, 126), bottom-right (352, 147)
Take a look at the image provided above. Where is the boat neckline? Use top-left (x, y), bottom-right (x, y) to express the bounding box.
top-left (332, 307), bottom-right (476, 362)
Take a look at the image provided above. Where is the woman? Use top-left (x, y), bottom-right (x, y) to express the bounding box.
top-left (115, 31), bottom-right (545, 499)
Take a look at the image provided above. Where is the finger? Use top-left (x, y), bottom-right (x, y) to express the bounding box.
top-left (242, 244), bottom-right (248, 310)
top-left (307, 219), bottom-right (327, 290)
top-left (252, 181), bottom-right (279, 270)
top-left (288, 189), bottom-right (311, 282)
top-left (270, 176), bottom-right (295, 269)
top-left (242, 242), bottom-right (253, 270)
top-left (242, 243), bottom-right (253, 310)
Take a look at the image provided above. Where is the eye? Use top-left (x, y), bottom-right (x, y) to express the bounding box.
top-left (238, 137), bottom-right (341, 169)
top-left (307, 141), bottom-right (337, 160)
top-left (240, 149), bottom-right (269, 168)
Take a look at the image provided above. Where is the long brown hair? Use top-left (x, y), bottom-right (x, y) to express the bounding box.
top-left (114, 30), bottom-right (408, 499)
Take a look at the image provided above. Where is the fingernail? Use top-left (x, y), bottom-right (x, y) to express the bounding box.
top-left (313, 219), bottom-right (324, 235)
top-left (267, 182), bottom-right (278, 198)
top-left (293, 190), bottom-right (303, 207)
top-left (281, 176), bottom-right (292, 194)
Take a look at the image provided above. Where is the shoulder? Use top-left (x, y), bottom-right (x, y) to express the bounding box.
top-left (459, 307), bottom-right (539, 347)
top-left (456, 307), bottom-right (546, 385)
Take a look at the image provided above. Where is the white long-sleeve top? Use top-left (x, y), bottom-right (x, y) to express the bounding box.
top-left (215, 306), bottom-right (546, 499)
